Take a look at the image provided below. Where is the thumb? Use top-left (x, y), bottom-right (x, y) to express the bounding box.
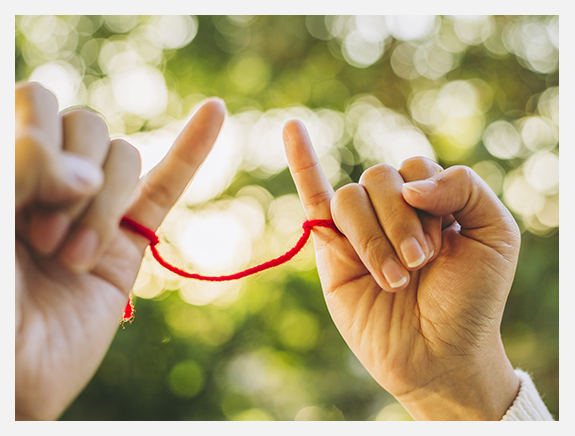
top-left (401, 165), bottom-right (520, 257)
top-left (16, 133), bottom-right (103, 212)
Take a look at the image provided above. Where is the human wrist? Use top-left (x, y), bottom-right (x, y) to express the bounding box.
top-left (396, 345), bottom-right (520, 420)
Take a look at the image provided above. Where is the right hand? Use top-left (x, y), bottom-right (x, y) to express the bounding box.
top-left (15, 82), bottom-right (226, 420)
top-left (283, 120), bottom-right (521, 420)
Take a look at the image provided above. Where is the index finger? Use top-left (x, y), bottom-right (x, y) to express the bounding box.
top-left (283, 120), bottom-right (333, 220)
top-left (125, 98), bottom-right (226, 235)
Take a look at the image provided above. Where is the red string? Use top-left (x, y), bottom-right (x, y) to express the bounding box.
top-left (119, 216), bottom-right (337, 326)
top-left (120, 297), bottom-right (135, 328)
top-left (120, 216), bottom-right (338, 281)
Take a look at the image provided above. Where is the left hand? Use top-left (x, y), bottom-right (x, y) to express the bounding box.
top-left (15, 82), bottom-right (227, 420)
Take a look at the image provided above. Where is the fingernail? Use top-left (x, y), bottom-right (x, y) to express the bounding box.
top-left (64, 155), bottom-right (103, 189)
top-left (403, 179), bottom-right (436, 194)
top-left (61, 228), bottom-right (99, 272)
top-left (400, 237), bottom-right (426, 268)
top-left (382, 259), bottom-right (408, 289)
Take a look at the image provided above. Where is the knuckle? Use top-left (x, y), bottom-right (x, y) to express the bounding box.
top-left (359, 164), bottom-right (395, 185)
top-left (15, 129), bottom-right (51, 160)
top-left (109, 139), bottom-right (142, 178)
top-left (399, 156), bottom-right (443, 180)
top-left (15, 82), bottom-right (58, 110)
top-left (332, 183), bottom-right (362, 202)
top-left (448, 165), bottom-right (475, 185)
top-left (362, 231), bottom-right (389, 264)
top-left (379, 208), bottom-right (415, 230)
top-left (400, 156), bottom-right (439, 171)
top-left (304, 190), bottom-right (332, 212)
top-left (291, 160), bottom-right (321, 177)
top-left (62, 107), bottom-right (108, 133)
top-left (141, 176), bottom-right (174, 210)
top-left (400, 156), bottom-right (427, 169)
top-left (331, 183), bottom-right (363, 212)
top-left (16, 82), bottom-right (48, 98)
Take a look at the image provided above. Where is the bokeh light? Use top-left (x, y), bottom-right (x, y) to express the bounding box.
top-left (524, 151), bottom-right (559, 194)
top-left (483, 120), bottom-right (523, 159)
top-left (350, 96), bottom-right (437, 168)
top-left (112, 66), bottom-right (168, 118)
top-left (518, 116), bottom-right (558, 152)
top-left (15, 15), bottom-right (558, 421)
top-left (472, 160), bottom-right (505, 196)
top-left (295, 404), bottom-right (345, 420)
top-left (167, 360), bottom-right (205, 398)
top-left (29, 61), bottom-right (85, 109)
top-left (148, 15), bottom-right (198, 50)
top-left (503, 16), bottom-right (559, 74)
top-left (374, 402), bottom-right (413, 421)
top-left (386, 15), bottom-right (438, 42)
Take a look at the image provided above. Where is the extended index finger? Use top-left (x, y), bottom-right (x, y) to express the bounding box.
top-left (283, 120), bottom-right (333, 220)
top-left (126, 98), bottom-right (227, 234)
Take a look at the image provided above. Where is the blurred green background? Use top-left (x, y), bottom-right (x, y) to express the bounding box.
top-left (15, 15), bottom-right (559, 420)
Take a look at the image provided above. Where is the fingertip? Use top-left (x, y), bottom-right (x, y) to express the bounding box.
top-left (63, 154), bottom-right (104, 194)
top-left (402, 181), bottom-right (433, 212)
top-left (378, 274), bottom-right (410, 293)
top-left (399, 236), bottom-right (429, 271)
top-left (402, 179), bottom-right (437, 195)
top-left (383, 278), bottom-right (409, 293)
top-left (201, 97), bottom-right (227, 115)
top-left (284, 119), bottom-right (305, 129)
top-left (382, 259), bottom-right (410, 291)
top-left (283, 119), bottom-right (315, 162)
top-left (281, 119), bottom-right (333, 219)
top-left (283, 119), bottom-right (309, 145)
top-left (177, 98), bottom-right (227, 152)
top-left (190, 98), bottom-right (227, 131)
top-left (109, 139), bottom-right (142, 179)
top-left (35, 154), bottom-right (103, 207)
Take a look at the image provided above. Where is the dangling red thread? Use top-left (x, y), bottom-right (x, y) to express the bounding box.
top-left (118, 216), bottom-right (337, 327)
top-left (120, 295), bottom-right (135, 328)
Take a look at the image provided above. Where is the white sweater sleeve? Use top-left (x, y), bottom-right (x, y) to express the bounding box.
top-left (501, 369), bottom-right (554, 421)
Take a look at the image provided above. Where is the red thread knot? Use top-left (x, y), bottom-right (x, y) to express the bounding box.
top-left (303, 219), bottom-right (339, 232)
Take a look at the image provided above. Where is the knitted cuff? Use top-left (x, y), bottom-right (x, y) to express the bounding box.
top-left (501, 369), bottom-right (554, 421)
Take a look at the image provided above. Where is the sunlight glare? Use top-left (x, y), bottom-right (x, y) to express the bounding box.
top-left (385, 15), bottom-right (437, 41)
top-left (29, 61), bottom-right (83, 109)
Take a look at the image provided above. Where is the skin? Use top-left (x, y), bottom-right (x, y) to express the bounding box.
top-left (15, 82), bottom-right (226, 420)
top-left (283, 120), bottom-right (521, 420)
top-left (16, 82), bottom-right (521, 421)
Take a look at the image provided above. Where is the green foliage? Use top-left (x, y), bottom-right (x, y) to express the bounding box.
top-left (15, 15), bottom-right (558, 420)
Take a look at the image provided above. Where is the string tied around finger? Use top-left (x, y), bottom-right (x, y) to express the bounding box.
top-left (119, 216), bottom-right (338, 326)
